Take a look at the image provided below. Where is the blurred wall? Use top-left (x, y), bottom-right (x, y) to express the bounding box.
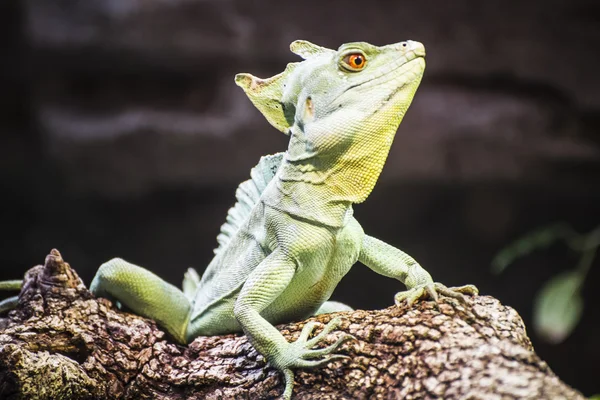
top-left (0, 0), bottom-right (599, 395)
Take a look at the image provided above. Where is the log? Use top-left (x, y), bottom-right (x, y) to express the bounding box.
top-left (0, 250), bottom-right (584, 399)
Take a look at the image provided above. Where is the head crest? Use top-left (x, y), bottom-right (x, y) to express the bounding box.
top-left (235, 62), bottom-right (297, 134)
top-left (235, 40), bottom-right (334, 134)
top-left (289, 40), bottom-right (334, 59)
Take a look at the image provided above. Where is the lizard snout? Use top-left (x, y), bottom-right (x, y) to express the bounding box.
top-left (400, 40), bottom-right (426, 57)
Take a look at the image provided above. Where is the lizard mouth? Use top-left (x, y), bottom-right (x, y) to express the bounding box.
top-left (385, 56), bottom-right (425, 91)
top-left (367, 55), bottom-right (425, 90)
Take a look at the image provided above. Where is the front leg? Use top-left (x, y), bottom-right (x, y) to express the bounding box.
top-left (359, 235), bottom-right (478, 305)
top-left (234, 250), bottom-right (353, 400)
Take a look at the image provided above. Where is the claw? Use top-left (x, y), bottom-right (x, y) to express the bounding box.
top-left (282, 369), bottom-right (294, 400)
top-left (298, 354), bottom-right (350, 368)
top-left (305, 317), bottom-right (342, 348)
top-left (395, 283), bottom-right (479, 307)
top-left (302, 333), bottom-right (355, 359)
top-left (274, 316), bottom-right (352, 400)
top-left (298, 321), bottom-right (319, 342)
top-left (436, 284), bottom-right (479, 304)
top-left (425, 284), bottom-right (438, 302)
top-left (436, 287), bottom-right (465, 301)
top-left (395, 287), bottom-right (425, 306)
top-left (452, 284), bottom-right (479, 295)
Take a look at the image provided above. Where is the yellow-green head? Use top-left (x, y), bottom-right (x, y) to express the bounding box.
top-left (236, 40), bottom-right (425, 203)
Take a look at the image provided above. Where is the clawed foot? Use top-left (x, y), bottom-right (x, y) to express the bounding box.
top-left (275, 317), bottom-right (355, 400)
top-left (395, 282), bottom-right (479, 306)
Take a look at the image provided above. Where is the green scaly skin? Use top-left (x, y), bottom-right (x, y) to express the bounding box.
top-left (1, 40), bottom-right (478, 399)
top-left (0, 280), bottom-right (21, 314)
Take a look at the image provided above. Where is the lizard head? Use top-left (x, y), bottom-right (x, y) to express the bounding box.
top-left (235, 40), bottom-right (425, 137)
top-left (236, 40), bottom-right (425, 202)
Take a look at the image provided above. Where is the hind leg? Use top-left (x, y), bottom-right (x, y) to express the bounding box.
top-left (90, 258), bottom-right (191, 343)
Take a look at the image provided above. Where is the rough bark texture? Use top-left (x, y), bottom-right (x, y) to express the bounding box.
top-left (0, 250), bottom-right (585, 400)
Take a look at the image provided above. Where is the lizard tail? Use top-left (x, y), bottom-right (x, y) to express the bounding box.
top-left (213, 152), bottom-right (284, 255)
top-left (0, 296), bottom-right (18, 314)
top-left (0, 280), bottom-right (22, 291)
top-left (0, 280), bottom-right (22, 314)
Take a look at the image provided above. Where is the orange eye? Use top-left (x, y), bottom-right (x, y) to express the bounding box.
top-left (343, 53), bottom-right (367, 70)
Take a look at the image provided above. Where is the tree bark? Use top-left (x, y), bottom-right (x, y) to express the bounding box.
top-left (0, 250), bottom-right (584, 400)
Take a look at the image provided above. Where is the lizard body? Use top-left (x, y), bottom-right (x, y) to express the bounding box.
top-left (1, 39), bottom-right (477, 399)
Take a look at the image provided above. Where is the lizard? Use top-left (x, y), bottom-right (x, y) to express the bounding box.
top-left (0, 39), bottom-right (478, 399)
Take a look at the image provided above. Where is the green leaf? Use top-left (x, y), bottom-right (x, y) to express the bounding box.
top-left (588, 395), bottom-right (600, 400)
top-left (533, 270), bottom-right (584, 344)
top-left (491, 223), bottom-right (575, 274)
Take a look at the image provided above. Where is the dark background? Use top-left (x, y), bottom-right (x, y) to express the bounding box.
top-left (1, 0), bottom-right (599, 396)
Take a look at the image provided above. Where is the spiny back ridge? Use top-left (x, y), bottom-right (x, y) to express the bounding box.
top-left (214, 152), bottom-right (284, 254)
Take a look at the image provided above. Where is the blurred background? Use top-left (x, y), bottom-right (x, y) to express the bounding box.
top-left (0, 0), bottom-right (599, 396)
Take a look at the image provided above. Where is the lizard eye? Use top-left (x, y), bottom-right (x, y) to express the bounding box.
top-left (341, 53), bottom-right (367, 71)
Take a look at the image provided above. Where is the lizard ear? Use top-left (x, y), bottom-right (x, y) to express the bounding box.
top-left (290, 40), bottom-right (334, 59)
top-left (235, 62), bottom-right (298, 135)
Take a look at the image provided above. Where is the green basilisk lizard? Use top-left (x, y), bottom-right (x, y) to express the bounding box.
top-left (0, 39), bottom-right (477, 399)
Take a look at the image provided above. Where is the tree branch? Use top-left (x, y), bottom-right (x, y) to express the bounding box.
top-left (0, 250), bottom-right (584, 399)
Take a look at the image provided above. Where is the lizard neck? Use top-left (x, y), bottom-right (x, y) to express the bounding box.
top-left (262, 176), bottom-right (354, 228)
top-left (280, 122), bottom-right (397, 205)
top-left (260, 155), bottom-right (355, 228)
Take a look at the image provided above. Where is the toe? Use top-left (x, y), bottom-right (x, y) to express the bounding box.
top-left (282, 369), bottom-right (294, 400)
top-left (296, 354), bottom-right (350, 368)
top-left (452, 284), bottom-right (479, 295)
top-left (298, 321), bottom-right (320, 342)
top-left (303, 333), bottom-right (355, 359)
top-left (306, 317), bottom-right (342, 347)
top-left (425, 284), bottom-right (439, 302)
